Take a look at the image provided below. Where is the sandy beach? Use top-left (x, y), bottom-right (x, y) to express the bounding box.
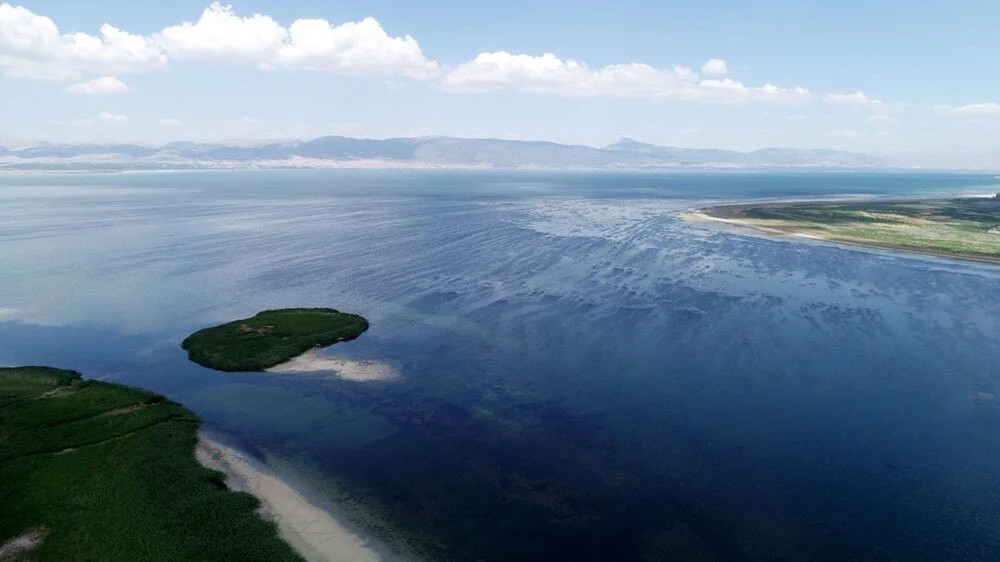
top-left (266, 349), bottom-right (400, 382)
top-left (683, 209), bottom-right (815, 238)
top-left (196, 433), bottom-right (396, 562)
top-left (686, 200), bottom-right (1000, 265)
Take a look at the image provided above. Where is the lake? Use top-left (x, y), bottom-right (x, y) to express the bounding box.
top-left (2, 169), bottom-right (1000, 560)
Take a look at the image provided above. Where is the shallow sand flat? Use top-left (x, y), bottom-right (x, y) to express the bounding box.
top-left (684, 210), bottom-right (812, 238)
top-left (689, 204), bottom-right (1000, 265)
top-left (196, 434), bottom-right (394, 562)
top-left (266, 349), bottom-right (400, 381)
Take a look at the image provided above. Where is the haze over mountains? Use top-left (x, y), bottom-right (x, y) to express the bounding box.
top-left (0, 136), bottom-right (885, 170)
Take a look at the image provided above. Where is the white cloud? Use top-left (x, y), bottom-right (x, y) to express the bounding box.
top-left (700, 58), bottom-right (727, 77)
top-left (159, 118), bottom-right (182, 127)
top-left (11, 0), bottom-right (979, 119)
top-left (823, 91), bottom-right (884, 107)
top-left (786, 114), bottom-right (807, 121)
top-left (951, 103), bottom-right (1000, 116)
top-left (65, 75), bottom-right (131, 94)
top-left (270, 17), bottom-right (438, 78)
top-left (440, 52), bottom-right (810, 103)
top-left (0, 3), bottom-right (165, 79)
top-left (155, 3), bottom-right (437, 78)
top-left (154, 2), bottom-right (285, 64)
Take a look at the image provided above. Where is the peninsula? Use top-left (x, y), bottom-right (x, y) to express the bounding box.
top-left (0, 366), bottom-right (301, 561)
top-left (182, 308), bottom-right (369, 372)
top-left (693, 196), bottom-right (1000, 264)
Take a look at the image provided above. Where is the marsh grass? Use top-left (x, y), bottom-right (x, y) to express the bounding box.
top-left (0, 366), bottom-right (301, 561)
top-left (717, 197), bottom-right (1000, 262)
top-left (181, 308), bottom-right (369, 372)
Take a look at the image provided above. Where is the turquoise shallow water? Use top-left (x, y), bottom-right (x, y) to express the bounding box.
top-left (3, 170), bottom-right (1000, 560)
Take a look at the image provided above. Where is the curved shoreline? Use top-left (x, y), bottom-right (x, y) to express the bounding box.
top-left (687, 198), bottom-right (1000, 266)
top-left (196, 433), bottom-right (399, 562)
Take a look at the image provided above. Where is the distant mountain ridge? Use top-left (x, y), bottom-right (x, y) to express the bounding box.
top-left (0, 136), bottom-right (883, 170)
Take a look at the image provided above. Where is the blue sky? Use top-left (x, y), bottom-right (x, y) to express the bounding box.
top-left (2, 1), bottom-right (999, 156)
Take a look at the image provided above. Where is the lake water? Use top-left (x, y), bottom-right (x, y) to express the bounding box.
top-left (3, 170), bottom-right (1000, 560)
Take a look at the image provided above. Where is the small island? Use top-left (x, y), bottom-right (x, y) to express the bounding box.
top-left (0, 366), bottom-right (300, 561)
top-left (182, 308), bottom-right (369, 372)
top-left (693, 196), bottom-right (1000, 264)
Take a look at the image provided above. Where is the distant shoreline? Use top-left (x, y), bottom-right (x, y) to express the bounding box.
top-left (689, 195), bottom-right (1000, 266)
top-left (2, 165), bottom-right (998, 176)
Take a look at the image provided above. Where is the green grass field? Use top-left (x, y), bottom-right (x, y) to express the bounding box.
top-left (702, 197), bottom-right (1000, 263)
top-left (181, 308), bottom-right (369, 372)
top-left (0, 366), bottom-right (301, 561)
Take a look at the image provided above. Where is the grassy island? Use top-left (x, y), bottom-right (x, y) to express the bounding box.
top-left (181, 308), bottom-right (369, 372)
top-left (697, 196), bottom-right (1000, 264)
top-left (0, 366), bottom-right (301, 561)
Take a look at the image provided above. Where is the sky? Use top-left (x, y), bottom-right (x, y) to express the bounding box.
top-left (2, 0), bottom-right (1000, 156)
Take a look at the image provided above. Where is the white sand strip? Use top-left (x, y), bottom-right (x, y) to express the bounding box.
top-left (196, 433), bottom-right (394, 562)
top-left (266, 349), bottom-right (400, 382)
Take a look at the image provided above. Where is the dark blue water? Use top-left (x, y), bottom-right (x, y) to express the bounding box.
top-left (3, 170), bottom-right (1000, 560)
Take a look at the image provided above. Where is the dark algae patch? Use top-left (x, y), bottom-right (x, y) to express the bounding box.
top-left (0, 366), bottom-right (301, 561)
top-left (181, 307), bottom-right (369, 371)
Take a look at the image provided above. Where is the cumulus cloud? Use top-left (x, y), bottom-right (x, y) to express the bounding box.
top-left (0, 3), bottom-right (165, 79)
top-left (159, 118), bottom-right (182, 127)
top-left (3, 1), bottom-right (923, 111)
top-left (823, 91), bottom-right (884, 107)
top-left (65, 75), bottom-right (131, 94)
top-left (155, 2), bottom-right (438, 78)
top-left (154, 2), bottom-right (285, 64)
top-left (951, 103), bottom-right (1000, 116)
top-left (700, 58), bottom-right (728, 76)
top-left (440, 52), bottom-right (809, 103)
top-left (271, 17), bottom-right (438, 77)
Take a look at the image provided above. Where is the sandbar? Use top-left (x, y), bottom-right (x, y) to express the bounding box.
top-left (266, 349), bottom-right (400, 382)
top-left (686, 198), bottom-right (1000, 265)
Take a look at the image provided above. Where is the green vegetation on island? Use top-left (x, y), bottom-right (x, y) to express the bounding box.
top-left (698, 196), bottom-right (1000, 263)
top-left (0, 366), bottom-right (301, 561)
top-left (182, 308), bottom-right (369, 372)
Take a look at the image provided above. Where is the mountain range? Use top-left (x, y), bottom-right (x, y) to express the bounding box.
top-left (0, 136), bottom-right (884, 170)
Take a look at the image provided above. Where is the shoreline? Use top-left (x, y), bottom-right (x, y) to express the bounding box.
top-left (687, 197), bottom-right (1000, 266)
top-left (196, 433), bottom-right (397, 562)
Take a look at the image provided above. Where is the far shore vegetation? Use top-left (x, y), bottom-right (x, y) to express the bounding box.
top-left (696, 195), bottom-right (1000, 264)
top-left (0, 366), bottom-right (301, 561)
top-left (182, 308), bottom-right (369, 372)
